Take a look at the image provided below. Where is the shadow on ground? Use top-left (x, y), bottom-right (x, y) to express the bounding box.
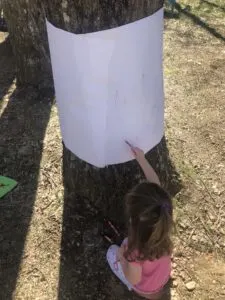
top-left (0, 37), bottom-right (53, 299)
top-left (165, 2), bottom-right (225, 42)
top-left (201, 0), bottom-right (225, 12)
top-left (175, 2), bottom-right (225, 41)
top-left (164, 8), bottom-right (180, 19)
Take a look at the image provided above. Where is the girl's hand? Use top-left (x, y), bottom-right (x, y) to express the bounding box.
top-left (126, 141), bottom-right (160, 185)
top-left (125, 141), bottom-right (145, 163)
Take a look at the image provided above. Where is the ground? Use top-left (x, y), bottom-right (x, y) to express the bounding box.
top-left (0, 0), bottom-right (225, 299)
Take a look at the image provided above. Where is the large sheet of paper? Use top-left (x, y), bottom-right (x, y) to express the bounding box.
top-left (46, 8), bottom-right (164, 168)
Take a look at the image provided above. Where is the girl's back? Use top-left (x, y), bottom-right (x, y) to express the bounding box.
top-left (133, 255), bottom-right (171, 294)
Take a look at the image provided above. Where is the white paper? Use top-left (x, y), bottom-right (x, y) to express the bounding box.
top-left (46, 8), bottom-right (164, 168)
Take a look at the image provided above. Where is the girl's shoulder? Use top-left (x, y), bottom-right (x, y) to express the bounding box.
top-left (123, 238), bottom-right (171, 266)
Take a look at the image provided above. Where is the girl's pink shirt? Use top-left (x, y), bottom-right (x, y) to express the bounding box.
top-left (131, 255), bottom-right (171, 294)
top-left (122, 239), bottom-right (171, 293)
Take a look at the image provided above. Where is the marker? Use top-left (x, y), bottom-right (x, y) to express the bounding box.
top-left (125, 140), bottom-right (132, 148)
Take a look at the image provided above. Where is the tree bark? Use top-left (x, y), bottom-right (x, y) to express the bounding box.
top-left (45, 0), bottom-right (163, 33)
top-left (3, 0), bottom-right (178, 223)
top-left (47, 0), bottom-right (167, 224)
top-left (2, 0), bottom-right (52, 86)
top-left (63, 137), bottom-right (177, 225)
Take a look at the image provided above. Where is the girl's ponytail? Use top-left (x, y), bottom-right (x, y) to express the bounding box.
top-left (125, 182), bottom-right (173, 261)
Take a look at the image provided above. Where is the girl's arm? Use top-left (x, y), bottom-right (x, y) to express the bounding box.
top-left (117, 245), bottom-right (142, 285)
top-left (137, 156), bottom-right (161, 186)
top-left (126, 142), bottom-right (161, 186)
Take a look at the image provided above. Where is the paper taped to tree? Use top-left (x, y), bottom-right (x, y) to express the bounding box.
top-left (46, 8), bottom-right (164, 168)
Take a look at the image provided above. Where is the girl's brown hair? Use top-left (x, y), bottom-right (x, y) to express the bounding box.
top-left (124, 182), bottom-right (173, 262)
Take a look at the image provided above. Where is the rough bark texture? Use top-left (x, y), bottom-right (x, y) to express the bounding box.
top-left (49, 0), bottom-right (172, 224)
top-left (63, 137), bottom-right (177, 224)
top-left (2, 0), bottom-right (52, 86)
top-left (45, 0), bottom-right (164, 33)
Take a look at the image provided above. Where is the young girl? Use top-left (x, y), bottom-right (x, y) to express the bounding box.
top-left (106, 143), bottom-right (173, 299)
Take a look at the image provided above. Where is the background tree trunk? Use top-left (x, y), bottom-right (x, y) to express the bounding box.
top-left (2, 0), bottom-right (52, 86)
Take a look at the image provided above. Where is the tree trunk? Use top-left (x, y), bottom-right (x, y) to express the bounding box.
top-left (2, 0), bottom-right (52, 86)
top-left (45, 0), bottom-right (167, 223)
top-left (4, 0), bottom-right (177, 223)
top-left (47, 0), bottom-right (168, 224)
top-left (63, 138), bottom-right (176, 225)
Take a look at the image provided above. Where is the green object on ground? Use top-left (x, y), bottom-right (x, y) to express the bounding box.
top-left (0, 176), bottom-right (18, 198)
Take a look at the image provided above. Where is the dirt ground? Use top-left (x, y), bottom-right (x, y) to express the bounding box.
top-left (0, 1), bottom-right (225, 299)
